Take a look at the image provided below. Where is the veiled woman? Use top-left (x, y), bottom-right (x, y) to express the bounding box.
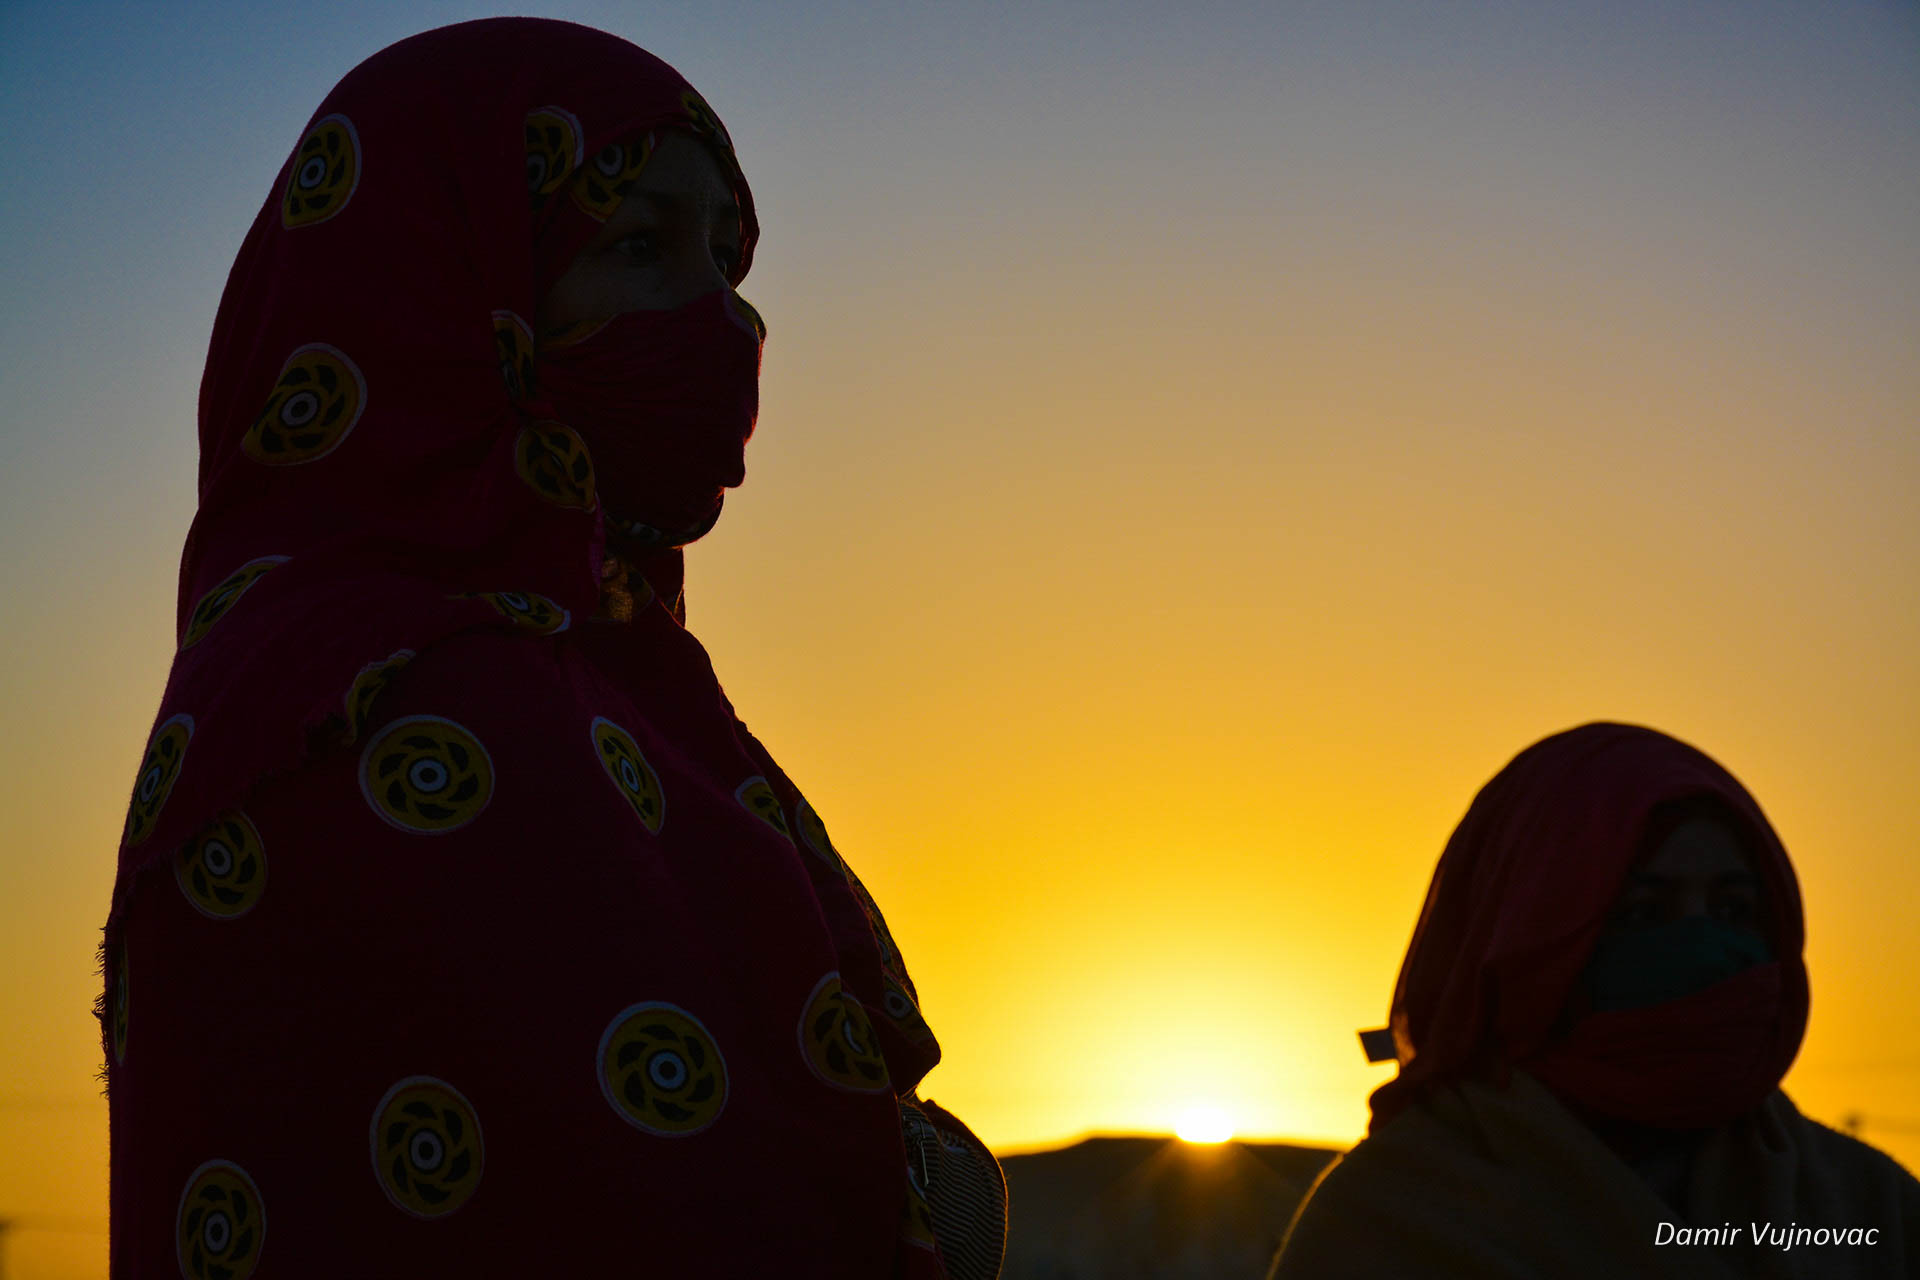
top-left (99, 19), bottom-right (1005, 1278)
top-left (1272, 722), bottom-right (1919, 1279)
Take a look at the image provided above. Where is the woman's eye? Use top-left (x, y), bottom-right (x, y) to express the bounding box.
top-left (1613, 898), bottom-right (1661, 928)
top-left (1712, 895), bottom-right (1755, 924)
top-left (615, 232), bottom-right (657, 261)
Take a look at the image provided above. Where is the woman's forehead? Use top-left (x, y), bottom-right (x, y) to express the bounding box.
top-left (1637, 815), bottom-right (1755, 880)
top-left (636, 133), bottom-right (733, 197)
top-left (612, 133), bottom-right (741, 234)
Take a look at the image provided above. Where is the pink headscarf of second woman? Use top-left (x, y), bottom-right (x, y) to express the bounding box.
top-left (1368, 723), bottom-right (1810, 1133)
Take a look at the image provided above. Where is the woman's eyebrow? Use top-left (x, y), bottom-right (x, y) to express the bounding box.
top-left (1624, 869), bottom-right (1761, 888)
top-left (621, 187), bottom-right (741, 235)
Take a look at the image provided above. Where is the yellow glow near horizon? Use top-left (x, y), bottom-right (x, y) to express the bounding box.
top-left (1176, 1106), bottom-right (1235, 1145)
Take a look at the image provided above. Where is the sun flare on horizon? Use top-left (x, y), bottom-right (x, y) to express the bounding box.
top-left (1175, 1106), bottom-right (1235, 1145)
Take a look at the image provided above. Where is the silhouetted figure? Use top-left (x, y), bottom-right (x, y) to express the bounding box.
top-left (1271, 723), bottom-right (1919, 1278)
top-left (97, 19), bottom-right (1003, 1277)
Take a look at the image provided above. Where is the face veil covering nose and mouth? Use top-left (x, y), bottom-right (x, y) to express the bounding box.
top-left (1580, 914), bottom-right (1774, 1014)
top-left (534, 286), bottom-right (766, 547)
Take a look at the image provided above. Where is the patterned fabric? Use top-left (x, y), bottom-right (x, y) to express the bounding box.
top-left (902, 1099), bottom-right (1010, 1280)
top-left (99, 17), bottom-right (1001, 1276)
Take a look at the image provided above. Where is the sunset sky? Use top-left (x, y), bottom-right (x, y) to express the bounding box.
top-left (2, 1), bottom-right (1916, 1274)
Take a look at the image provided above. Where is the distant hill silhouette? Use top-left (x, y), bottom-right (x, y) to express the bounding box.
top-left (999, 1136), bottom-right (1340, 1280)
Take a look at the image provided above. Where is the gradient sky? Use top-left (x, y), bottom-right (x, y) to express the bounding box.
top-left (3, 1), bottom-right (1916, 1274)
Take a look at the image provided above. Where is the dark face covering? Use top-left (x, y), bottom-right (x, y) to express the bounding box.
top-left (1580, 914), bottom-right (1773, 1013)
top-left (534, 286), bottom-right (765, 549)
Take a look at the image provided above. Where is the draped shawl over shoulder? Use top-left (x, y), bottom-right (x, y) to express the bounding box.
top-left (1273, 1070), bottom-right (1920, 1280)
top-left (102, 19), bottom-right (1006, 1278)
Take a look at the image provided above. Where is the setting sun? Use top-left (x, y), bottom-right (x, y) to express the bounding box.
top-left (1176, 1107), bottom-right (1235, 1145)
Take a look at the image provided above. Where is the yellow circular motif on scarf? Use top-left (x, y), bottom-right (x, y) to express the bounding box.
top-left (473, 589), bottom-right (570, 635)
top-left (176, 1159), bottom-right (265, 1280)
top-left (281, 112), bottom-right (359, 229)
top-left (491, 310), bottom-right (537, 402)
top-left (524, 105), bottom-right (583, 204)
top-left (844, 864), bottom-right (903, 972)
top-left (679, 90), bottom-right (737, 159)
top-left (124, 713), bottom-right (192, 847)
top-left (180, 555), bottom-right (288, 650)
top-left (605, 511), bottom-right (673, 549)
top-left (881, 974), bottom-right (935, 1045)
top-left (571, 135), bottom-right (654, 221)
top-left (514, 421), bottom-right (597, 510)
top-left (735, 776), bottom-right (791, 840)
top-left (793, 797), bottom-right (842, 869)
top-left (598, 1003), bottom-right (728, 1136)
top-left (541, 316), bottom-right (610, 349)
top-left (109, 940), bottom-right (129, 1066)
top-left (590, 716), bottom-right (663, 833)
top-left (343, 650), bottom-right (414, 745)
top-left (176, 810), bottom-right (266, 919)
top-left (242, 343), bottom-right (366, 465)
top-left (359, 716), bottom-right (493, 833)
top-left (799, 973), bottom-right (891, 1093)
top-left (371, 1077), bottom-right (484, 1218)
